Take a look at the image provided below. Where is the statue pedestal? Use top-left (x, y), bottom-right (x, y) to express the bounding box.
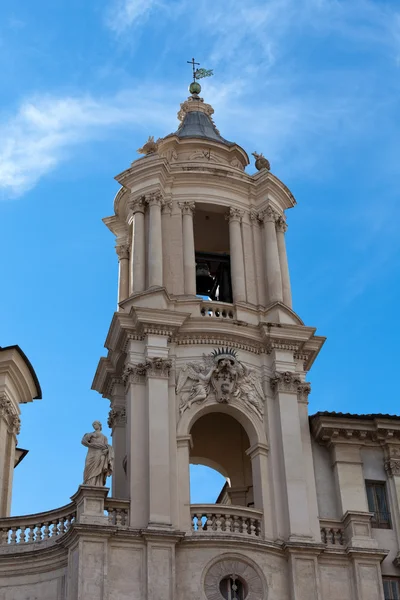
top-left (71, 485), bottom-right (109, 526)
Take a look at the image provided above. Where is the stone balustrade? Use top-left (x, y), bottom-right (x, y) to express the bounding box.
top-left (105, 498), bottom-right (130, 526)
top-left (320, 519), bottom-right (345, 546)
top-left (191, 504), bottom-right (262, 537)
top-left (200, 302), bottom-right (235, 319)
top-left (0, 503), bottom-right (76, 546)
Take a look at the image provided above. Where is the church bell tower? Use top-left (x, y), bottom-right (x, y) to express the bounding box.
top-left (93, 75), bottom-right (326, 600)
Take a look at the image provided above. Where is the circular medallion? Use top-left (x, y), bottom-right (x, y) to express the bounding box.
top-left (203, 555), bottom-right (266, 600)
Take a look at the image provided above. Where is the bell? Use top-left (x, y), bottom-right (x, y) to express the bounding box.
top-left (196, 262), bottom-right (215, 296)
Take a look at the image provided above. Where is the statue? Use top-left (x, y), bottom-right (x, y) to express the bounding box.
top-left (252, 151), bottom-right (270, 171)
top-left (137, 135), bottom-right (161, 155)
top-left (176, 348), bottom-right (264, 418)
top-left (81, 421), bottom-right (114, 487)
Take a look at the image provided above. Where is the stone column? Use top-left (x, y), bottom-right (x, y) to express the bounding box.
top-left (384, 446), bottom-right (400, 548)
top-left (276, 215), bottom-right (292, 308)
top-left (116, 244), bottom-right (130, 303)
top-left (107, 378), bottom-right (127, 499)
top-left (146, 356), bottom-right (172, 526)
top-left (261, 206), bottom-right (283, 304)
top-left (0, 395), bottom-right (20, 517)
top-left (242, 211), bottom-right (257, 305)
top-left (227, 208), bottom-right (246, 303)
top-left (176, 435), bottom-right (192, 532)
top-left (270, 372), bottom-right (312, 540)
top-left (250, 210), bottom-right (266, 306)
top-left (246, 442), bottom-right (274, 538)
top-left (130, 196), bottom-right (146, 293)
top-left (124, 362), bottom-right (149, 528)
top-left (179, 202), bottom-right (196, 295)
top-left (146, 192), bottom-right (164, 288)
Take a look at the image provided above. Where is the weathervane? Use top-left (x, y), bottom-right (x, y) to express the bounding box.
top-left (187, 58), bottom-right (213, 94)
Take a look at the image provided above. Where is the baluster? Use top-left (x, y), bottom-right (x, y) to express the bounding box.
top-left (0, 528), bottom-right (9, 545)
top-left (249, 518), bottom-right (256, 536)
top-left (51, 520), bottom-right (59, 537)
top-left (35, 524), bottom-right (42, 542)
top-left (320, 528), bottom-right (326, 544)
top-left (27, 526), bottom-right (35, 543)
top-left (10, 527), bottom-right (18, 545)
top-left (232, 515), bottom-right (240, 534)
top-left (334, 528), bottom-right (343, 545)
top-left (107, 509), bottom-right (114, 525)
top-left (205, 513), bottom-right (212, 531)
top-left (122, 509), bottom-right (128, 526)
top-left (225, 514), bottom-right (232, 533)
top-left (19, 525), bottom-right (27, 544)
top-left (116, 509), bottom-right (122, 526)
top-left (59, 517), bottom-right (66, 535)
top-left (43, 522), bottom-right (50, 540)
top-left (215, 514), bottom-right (222, 532)
top-left (191, 513), bottom-right (196, 531)
top-left (211, 514), bottom-right (217, 532)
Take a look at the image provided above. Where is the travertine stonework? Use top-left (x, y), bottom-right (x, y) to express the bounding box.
top-left (0, 86), bottom-right (398, 600)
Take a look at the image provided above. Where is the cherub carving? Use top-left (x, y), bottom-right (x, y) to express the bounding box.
top-left (176, 354), bottom-right (215, 414)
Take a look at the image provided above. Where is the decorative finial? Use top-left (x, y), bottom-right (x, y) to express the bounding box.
top-left (252, 151), bottom-right (270, 171)
top-left (187, 57), bottom-right (214, 96)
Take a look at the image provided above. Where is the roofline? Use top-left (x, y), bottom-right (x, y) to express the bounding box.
top-left (0, 345), bottom-right (42, 399)
top-left (310, 411), bottom-right (400, 421)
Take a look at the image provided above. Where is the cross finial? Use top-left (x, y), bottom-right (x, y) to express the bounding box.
top-left (187, 57), bottom-right (200, 81)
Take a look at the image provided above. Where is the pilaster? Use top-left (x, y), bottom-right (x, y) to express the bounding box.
top-left (116, 244), bottom-right (130, 303)
top-left (179, 201), bottom-right (196, 296)
top-left (107, 377), bottom-right (127, 499)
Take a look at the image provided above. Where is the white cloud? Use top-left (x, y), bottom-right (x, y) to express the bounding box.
top-left (105, 0), bottom-right (162, 33)
top-left (0, 90), bottom-right (177, 198)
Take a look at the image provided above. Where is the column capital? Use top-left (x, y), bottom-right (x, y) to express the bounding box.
top-left (178, 201), bottom-right (195, 215)
top-left (270, 371), bottom-right (304, 394)
top-left (259, 205), bottom-right (279, 223)
top-left (115, 244), bottom-right (129, 260)
top-left (385, 459), bottom-right (400, 477)
top-left (146, 357), bottom-right (172, 379)
top-left (129, 195), bottom-right (146, 214)
top-left (122, 362), bottom-right (148, 386)
top-left (107, 406), bottom-right (127, 429)
top-left (0, 394), bottom-right (20, 436)
top-left (275, 215), bottom-right (288, 233)
top-left (145, 191), bottom-right (164, 207)
top-left (225, 207), bottom-right (244, 223)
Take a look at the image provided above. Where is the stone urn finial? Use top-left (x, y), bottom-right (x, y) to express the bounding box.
top-left (137, 135), bottom-right (160, 156)
top-left (252, 151), bottom-right (270, 171)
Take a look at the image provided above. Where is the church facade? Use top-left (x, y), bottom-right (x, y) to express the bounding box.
top-left (1, 82), bottom-right (400, 600)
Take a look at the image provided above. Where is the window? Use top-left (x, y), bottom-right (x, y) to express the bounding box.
top-left (219, 576), bottom-right (246, 600)
top-left (384, 578), bottom-right (400, 600)
top-left (366, 481), bottom-right (391, 529)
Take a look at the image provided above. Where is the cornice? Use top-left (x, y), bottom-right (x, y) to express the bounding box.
top-left (311, 414), bottom-right (400, 446)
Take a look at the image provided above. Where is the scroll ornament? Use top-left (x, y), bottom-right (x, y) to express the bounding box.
top-left (176, 348), bottom-right (264, 418)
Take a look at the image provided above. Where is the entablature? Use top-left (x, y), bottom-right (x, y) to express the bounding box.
top-left (311, 412), bottom-right (400, 446)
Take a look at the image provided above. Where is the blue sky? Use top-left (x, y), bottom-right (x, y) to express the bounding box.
top-left (1, 0), bottom-right (400, 516)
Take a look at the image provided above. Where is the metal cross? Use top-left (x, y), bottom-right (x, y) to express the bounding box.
top-left (187, 57), bottom-right (200, 81)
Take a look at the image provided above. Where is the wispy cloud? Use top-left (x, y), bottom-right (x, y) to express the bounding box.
top-left (105, 0), bottom-right (163, 33)
top-left (0, 90), bottom-right (176, 198)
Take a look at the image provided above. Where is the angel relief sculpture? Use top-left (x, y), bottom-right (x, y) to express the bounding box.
top-left (176, 348), bottom-right (264, 419)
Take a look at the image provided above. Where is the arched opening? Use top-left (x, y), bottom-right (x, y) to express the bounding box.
top-left (189, 412), bottom-right (254, 507)
top-left (194, 203), bottom-right (232, 303)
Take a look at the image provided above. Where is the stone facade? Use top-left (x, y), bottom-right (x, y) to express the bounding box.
top-left (0, 87), bottom-right (399, 600)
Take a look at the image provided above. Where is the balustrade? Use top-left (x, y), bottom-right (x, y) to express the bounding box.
top-left (320, 520), bottom-right (345, 546)
top-left (190, 505), bottom-right (262, 537)
top-left (200, 302), bottom-right (235, 319)
top-left (105, 498), bottom-right (130, 526)
top-left (0, 503), bottom-right (76, 546)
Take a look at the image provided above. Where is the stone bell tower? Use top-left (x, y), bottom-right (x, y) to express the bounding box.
top-left (92, 77), bottom-right (327, 600)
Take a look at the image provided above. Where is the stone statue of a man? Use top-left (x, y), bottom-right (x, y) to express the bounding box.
top-left (81, 421), bottom-right (114, 487)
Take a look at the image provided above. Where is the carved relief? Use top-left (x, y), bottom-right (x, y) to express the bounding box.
top-left (270, 371), bottom-right (310, 402)
top-left (107, 407), bottom-right (127, 429)
top-left (0, 395), bottom-right (20, 436)
top-left (385, 459), bottom-right (400, 477)
top-left (176, 348), bottom-right (264, 418)
top-left (115, 244), bottom-right (129, 260)
top-left (230, 157), bottom-right (244, 170)
top-left (123, 358), bottom-right (172, 384)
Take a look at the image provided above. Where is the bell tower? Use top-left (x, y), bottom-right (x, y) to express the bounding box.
top-left (93, 77), bottom-right (326, 600)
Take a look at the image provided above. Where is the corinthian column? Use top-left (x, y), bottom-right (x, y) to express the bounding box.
top-left (227, 208), bottom-right (246, 303)
top-left (179, 202), bottom-right (196, 295)
top-left (146, 192), bottom-right (164, 288)
top-left (116, 244), bottom-right (130, 303)
top-left (261, 206), bottom-right (283, 304)
top-left (130, 196), bottom-right (146, 293)
top-left (276, 216), bottom-right (292, 308)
